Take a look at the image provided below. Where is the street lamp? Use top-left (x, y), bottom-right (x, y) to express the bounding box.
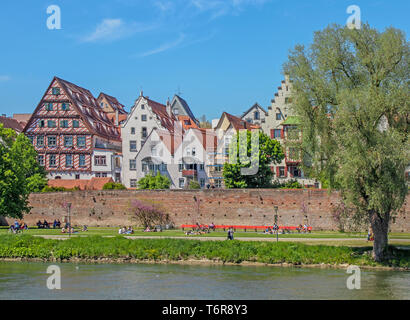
top-left (67, 203), bottom-right (72, 237)
top-left (193, 196), bottom-right (199, 226)
top-left (274, 206), bottom-right (278, 242)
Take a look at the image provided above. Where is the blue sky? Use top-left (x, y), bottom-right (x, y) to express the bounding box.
top-left (0, 0), bottom-right (408, 120)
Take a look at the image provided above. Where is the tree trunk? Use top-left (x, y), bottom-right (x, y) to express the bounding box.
top-left (370, 212), bottom-right (390, 262)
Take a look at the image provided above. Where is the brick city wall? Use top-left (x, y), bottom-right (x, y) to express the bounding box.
top-left (7, 189), bottom-right (410, 232)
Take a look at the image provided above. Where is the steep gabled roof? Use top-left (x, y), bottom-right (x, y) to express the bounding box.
top-left (171, 95), bottom-right (198, 123)
top-left (216, 112), bottom-right (260, 131)
top-left (146, 97), bottom-right (178, 133)
top-left (97, 92), bottom-right (127, 114)
top-left (24, 77), bottom-right (121, 141)
top-left (241, 103), bottom-right (268, 118)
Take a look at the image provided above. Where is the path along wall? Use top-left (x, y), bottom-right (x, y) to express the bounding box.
top-left (13, 189), bottom-right (410, 232)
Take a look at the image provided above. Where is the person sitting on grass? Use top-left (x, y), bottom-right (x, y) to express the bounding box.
top-left (82, 225), bottom-right (88, 232)
top-left (61, 227), bottom-right (66, 233)
top-left (209, 222), bottom-right (215, 231)
top-left (36, 220), bottom-right (43, 229)
top-left (144, 226), bottom-right (151, 232)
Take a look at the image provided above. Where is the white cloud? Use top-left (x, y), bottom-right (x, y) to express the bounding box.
top-left (0, 75), bottom-right (10, 82)
top-left (81, 19), bottom-right (156, 43)
top-left (138, 34), bottom-right (186, 57)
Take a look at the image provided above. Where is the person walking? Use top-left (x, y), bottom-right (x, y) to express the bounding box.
top-left (227, 227), bottom-right (234, 240)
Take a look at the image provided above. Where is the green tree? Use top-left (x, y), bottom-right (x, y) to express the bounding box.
top-left (284, 23), bottom-right (409, 261)
top-left (102, 182), bottom-right (127, 190)
top-left (138, 171), bottom-right (171, 189)
top-left (187, 180), bottom-right (201, 189)
top-left (0, 124), bottom-right (47, 218)
top-left (223, 130), bottom-right (284, 188)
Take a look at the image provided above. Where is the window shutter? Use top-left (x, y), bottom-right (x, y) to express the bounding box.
top-left (270, 129), bottom-right (274, 139)
top-left (276, 167), bottom-right (280, 177)
top-left (284, 166), bottom-right (288, 177)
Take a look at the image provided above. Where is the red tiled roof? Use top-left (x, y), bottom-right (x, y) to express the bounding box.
top-left (178, 115), bottom-right (199, 130)
top-left (146, 97), bottom-right (178, 132)
top-left (0, 116), bottom-right (24, 133)
top-left (48, 177), bottom-right (114, 190)
top-left (223, 112), bottom-right (260, 131)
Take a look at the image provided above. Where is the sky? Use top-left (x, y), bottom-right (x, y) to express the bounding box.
top-left (0, 0), bottom-right (409, 121)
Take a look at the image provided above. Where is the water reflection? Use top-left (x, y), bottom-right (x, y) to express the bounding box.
top-left (0, 262), bottom-right (408, 300)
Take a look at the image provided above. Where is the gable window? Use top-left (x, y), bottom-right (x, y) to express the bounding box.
top-left (79, 154), bottom-right (86, 167)
top-left (254, 111), bottom-right (260, 120)
top-left (37, 136), bottom-right (44, 147)
top-left (62, 103), bottom-right (69, 111)
top-left (66, 154), bottom-right (73, 167)
top-left (131, 127), bottom-right (135, 134)
top-left (48, 136), bottom-right (57, 147)
top-left (39, 120), bottom-right (45, 128)
top-left (72, 120), bottom-right (79, 128)
top-left (192, 147), bottom-right (196, 156)
top-left (142, 127), bottom-right (147, 138)
top-left (64, 136), bottom-right (73, 147)
top-left (52, 87), bottom-right (60, 95)
top-left (141, 104), bottom-right (145, 110)
top-left (151, 147), bottom-right (157, 156)
top-left (276, 113), bottom-right (281, 120)
top-left (49, 154), bottom-right (57, 167)
top-left (47, 120), bottom-right (56, 128)
top-left (94, 156), bottom-right (106, 166)
top-left (77, 136), bottom-right (86, 148)
top-left (141, 114), bottom-right (147, 121)
top-left (186, 147), bottom-right (191, 156)
top-left (46, 103), bottom-right (53, 111)
top-left (130, 140), bottom-right (137, 151)
top-left (60, 120), bottom-right (69, 128)
top-left (174, 108), bottom-right (179, 115)
top-left (129, 159), bottom-right (136, 170)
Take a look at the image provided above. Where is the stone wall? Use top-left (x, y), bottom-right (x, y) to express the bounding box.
top-left (10, 189), bottom-right (410, 232)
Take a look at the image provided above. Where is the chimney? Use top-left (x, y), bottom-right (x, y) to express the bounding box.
top-left (115, 109), bottom-right (119, 126)
top-left (140, 90), bottom-right (143, 97)
top-left (166, 97), bottom-right (172, 117)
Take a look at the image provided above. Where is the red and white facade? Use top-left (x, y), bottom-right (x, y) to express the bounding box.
top-left (23, 77), bottom-right (122, 181)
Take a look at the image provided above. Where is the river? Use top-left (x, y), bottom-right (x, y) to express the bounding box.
top-left (0, 261), bottom-right (409, 299)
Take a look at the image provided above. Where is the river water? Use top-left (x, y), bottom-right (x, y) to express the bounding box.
top-left (0, 261), bottom-right (409, 299)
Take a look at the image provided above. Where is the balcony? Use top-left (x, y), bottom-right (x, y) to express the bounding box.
top-left (182, 169), bottom-right (197, 177)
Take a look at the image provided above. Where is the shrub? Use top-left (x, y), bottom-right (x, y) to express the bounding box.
top-left (130, 199), bottom-right (172, 228)
top-left (103, 182), bottom-right (126, 190)
top-left (187, 180), bottom-right (201, 189)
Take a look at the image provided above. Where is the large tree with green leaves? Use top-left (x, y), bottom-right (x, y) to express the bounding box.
top-left (223, 130), bottom-right (284, 188)
top-left (284, 23), bottom-right (409, 261)
top-left (0, 124), bottom-right (47, 219)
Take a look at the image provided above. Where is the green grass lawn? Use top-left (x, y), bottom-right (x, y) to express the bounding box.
top-left (0, 234), bottom-right (409, 268)
top-left (1, 226), bottom-right (409, 241)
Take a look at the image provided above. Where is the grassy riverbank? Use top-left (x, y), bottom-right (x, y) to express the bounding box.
top-left (0, 234), bottom-right (409, 269)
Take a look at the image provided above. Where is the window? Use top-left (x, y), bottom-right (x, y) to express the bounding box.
top-left (64, 136), bottom-right (73, 147)
top-left (161, 163), bottom-right (167, 171)
top-left (79, 155), bottom-right (86, 167)
top-left (60, 120), bottom-right (69, 128)
top-left (131, 127), bottom-right (135, 134)
top-left (47, 120), bottom-right (56, 128)
top-left (77, 136), bottom-right (86, 148)
top-left (186, 148), bottom-right (191, 156)
top-left (178, 163), bottom-right (183, 172)
top-left (141, 104), bottom-right (145, 110)
top-left (28, 136), bottom-right (34, 144)
top-left (94, 156), bottom-right (106, 166)
top-left (66, 154), bottom-right (73, 167)
top-left (278, 167), bottom-right (285, 178)
top-left (192, 147), bottom-right (196, 156)
top-left (75, 174), bottom-right (80, 180)
top-left (130, 140), bottom-right (137, 151)
top-left (276, 113), bottom-right (281, 120)
top-left (142, 162), bottom-right (148, 172)
top-left (129, 160), bottom-right (136, 170)
top-left (38, 155), bottom-right (44, 166)
top-left (130, 179), bottom-right (137, 188)
top-left (141, 127), bottom-right (147, 138)
top-left (48, 136), bottom-right (57, 147)
top-left (72, 120), bottom-right (79, 128)
top-left (179, 178), bottom-right (185, 188)
top-left (39, 120), bottom-right (45, 128)
top-left (274, 129), bottom-right (281, 138)
top-left (37, 136), bottom-right (44, 147)
top-left (141, 114), bottom-right (147, 121)
top-left (49, 154), bottom-right (56, 167)
top-left (62, 103), bottom-right (69, 111)
top-left (46, 103), bottom-right (53, 111)
top-left (52, 87), bottom-right (60, 95)
top-left (254, 111), bottom-right (260, 120)
top-left (173, 108), bottom-right (179, 115)
top-left (199, 164), bottom-right (204, 171)
top-left (200, 178), bottom-right (205, 188)
top-left (151, 147), bottom-right (157, 156)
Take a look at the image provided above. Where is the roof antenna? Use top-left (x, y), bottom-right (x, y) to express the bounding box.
top-left (139, 85), bottom-right (143, 97)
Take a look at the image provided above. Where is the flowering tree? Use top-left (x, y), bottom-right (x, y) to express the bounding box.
top-left (130, 199), bottom-right (172, 228)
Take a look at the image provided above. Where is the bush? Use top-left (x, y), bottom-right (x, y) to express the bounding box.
top-left (103, 182), bottom-right (126, 190)
top-left (187, 180), bottom-right (201, 189)
top-left (138, 172), bottom-right (171, 189)
top-left (130, 199), bottom-right (172, 228)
